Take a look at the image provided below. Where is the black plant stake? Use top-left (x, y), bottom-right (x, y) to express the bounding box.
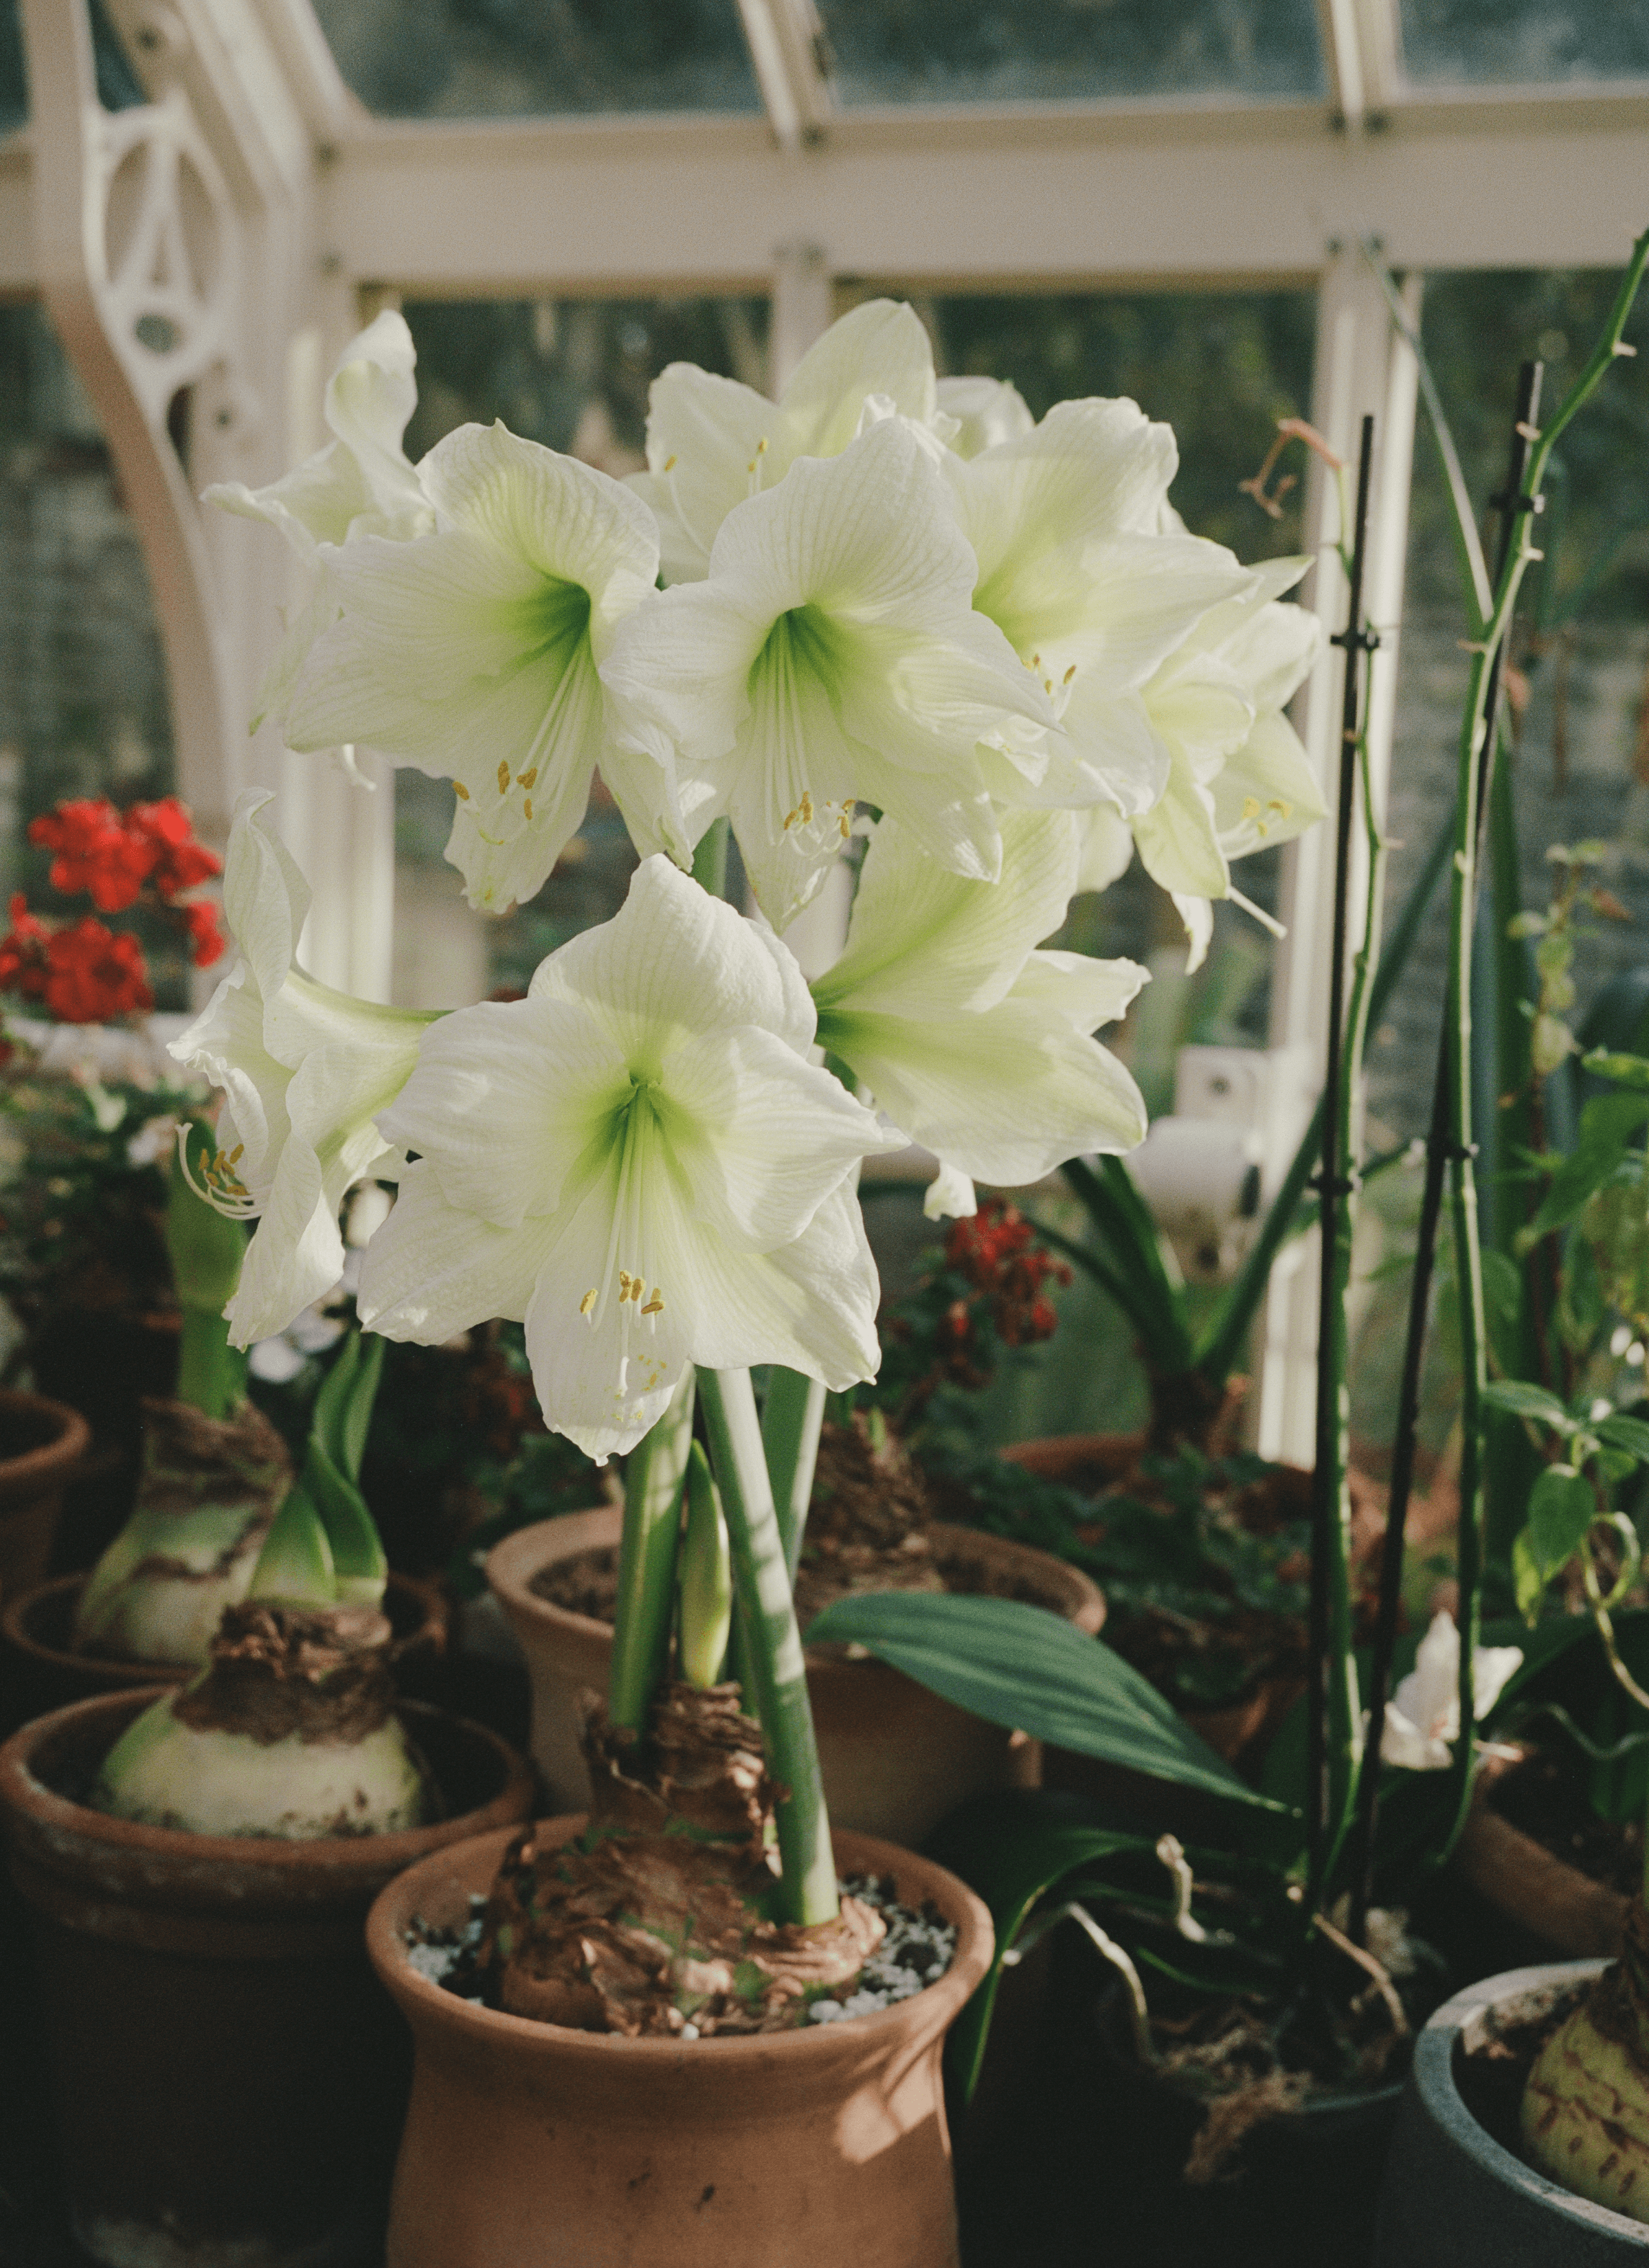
top-left (1305, 414), bottom-right (1379, 1905)
top-left (1347, 360), bottom-right (1545, 1942)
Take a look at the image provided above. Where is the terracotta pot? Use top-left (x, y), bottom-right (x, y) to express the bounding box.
top-left (0, 1687), bottom-right (534, 2268)
top-left (1373, 1959), bottom-right (1640, 2265)
top-left (366, 1815), bottom-right (994, 2268)
top-left (486, 1509), bottom-right (1105, 1846)
top-left (0, 1388), bottom-right (90, 1606)
top-left (1448, 1750), bottom-right (1630, 1961)
top-left (0, 1568), bottom-right (450, 1735)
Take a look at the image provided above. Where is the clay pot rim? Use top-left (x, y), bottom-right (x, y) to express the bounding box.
top-left (0, 1685), bottom-right (534, 1880)
top-left (366, 1814), bottom-right (995, 2063)
top-left (0, 1566), bottom-right (447, 1685)
top-left (0, 1386), bottom-right (91, 1498)
top-left (486, 1507), bottom-right (1106, 1645)
top-left (1409, 1957), bottom-right (1644, 2240)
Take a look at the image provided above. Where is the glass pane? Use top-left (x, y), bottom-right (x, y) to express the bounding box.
top-left (0, 304), bottom-right (187, 1005)
top-left (1399, 0), bottom-right (1649, 86)
top-left (818, 0), bottom-right (1323, 108)
top-left (311, 0), bottom-right (761, 118)
top-left (1370, 267), bottom-right (1649, 1155)
top-left (0, 0), bottom-right (146, 136)
top-left (391, 295), bottom-right (770, 1006)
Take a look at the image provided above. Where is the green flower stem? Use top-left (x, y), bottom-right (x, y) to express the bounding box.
top-left (678, 1441), bottom-right (734, 1688)
top-left (691, 816), bottom-right (730, 900)
top-left (608, 1366), bottom-right (697, 1734)
top-left (1444, 230), bottom-right (1649, 1849)
top-left (698, 1366), bottom-right (838, 1926)
top-left (1305, 414), bottom-right (1379, 1906)
top-left (762, 1366), bottom-right (827, 1582)
top-left (174, 1306), bottom-right (247, 1424)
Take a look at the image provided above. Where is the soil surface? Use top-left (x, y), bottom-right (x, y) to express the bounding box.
top-left (1490, 1744), bottom-right (1646, 1896)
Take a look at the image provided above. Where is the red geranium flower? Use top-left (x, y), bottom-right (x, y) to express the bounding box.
top-left (27, 799), bottom-right (150, 912)
top-left (126, 798), bottom-right (221, 900)
top-left (179, 898), bottom-right (227, 968)
top-left (40, 921), bottom-right (153, 1023)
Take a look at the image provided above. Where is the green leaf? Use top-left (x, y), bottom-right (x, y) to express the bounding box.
top-left (301, 1436), bottom-right (386, 1601)
top-left (1582, 1049), bottom-right (1649, 1092)
top-left (1482, 1379), bottom-right (1573, 1431)
top-left (248, 1482), bottom-right (337, 1606)
top-left (1598, 1413), bottom-right (1649, 1461)
top-left (923, 1801), bottom-right (1152, 2102)
top-left (1525, 1463), bottom-right (1597, 1582)
top-left (1512, 1526), bottom-right (1547, 1623)
top-left (1526, 1091), bottom-right (1649, 1238)
top-left (803, 1591), bottom-right (1281, 1810)
top-left (1059, 1155), bottom-right (1195, 1375)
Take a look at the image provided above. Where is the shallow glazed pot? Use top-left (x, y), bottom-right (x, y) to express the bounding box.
top-left (367, 1815), bottom-right (994, 2268)
top-left (486, 1507), bottom-right (1105, 1846)
top-left (0, 1566), bottom-right (449, 1734)
top-left (0, 1687), bottom-right (534, 2268)
top-left (1372, 1959), bottom-right (1649, 2265)
top-left (0, 1388), bottom-right (90, 1605)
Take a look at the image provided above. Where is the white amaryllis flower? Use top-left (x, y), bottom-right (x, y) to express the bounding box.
top-left (936, 374), bottom-right (1035, 460)
top-left (1074, 557), bottom-right (1327, 970)
top-left (284, 421), bottom-right (682, 914)
top-left (811, 809), bottom-right (1148, 1220)
top-left (357, 856), bottom-right (901, 1462)
top-left (604, 417), bottom-right (1056, 933)
top-left (170, 794), bottom-right (437, 1346)
top-left (205, 312), bottom-right (433, 731)
top-left (945, 398), bottom-right (1255, 825)
top-left (1379, 1610), bottom-right (1523, 1771)
top-left (629, 298), bottom-right (947, 584)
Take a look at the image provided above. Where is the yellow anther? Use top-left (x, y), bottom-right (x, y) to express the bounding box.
top-left (497, 760), bottom-right (511, 796)
top-left (518, 768), bottom-right (538, 790)
top-left (747, 460), bottom-right (757, 476)
top-left (1063, 664), bottom-right (1077, 685)
top-left (784, 803), bottom-right (800, 831)
top-left (1271, 799), bottom-right (1291, 818)
top-left (454, 781), bottom-right (471, 801)
top-left (1044, 679), bottom-right (1054, 695)
top-left (800, 790), bottom-right (814, 823)
top-left (756, 437), bottom-right (769, 455)
top-left (618, 1269), bottom-right (633, 1296)
top-left (524, 798), bottom-right (533, 821)
top-left (227, 1144), bottom-right (244, 1165)
top-left (579, 1288), bottom-right (598, 1317)
top-left (1242, 797), bottom-right (1261, 820)
top-left (642, 1292), bottom-right (664, 1316)
top-left (839, 813), bottom-right (851, 840)
top-left (1031, 652), bottom-right (1042, 671)
top-left (663, 454), bottom-right (678, 472)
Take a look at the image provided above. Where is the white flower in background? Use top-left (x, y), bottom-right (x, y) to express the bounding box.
top-left (357, 856), bottom-right (901, 1463)
top-left (1074, 557), bottom-right (1327, 970)
top-left (284, 421), bottom-right (682, 914)
top-left (945, 398), bottom-right (1256, 825)
top-left (630, 298), bottom-right (947, 584)
top-left (604, 416), bottom-right (1055, 933)
top-left (205, 312), bottom-right (433, 731)
top-left (1379, 1610), bottom-right (1523, 1771)
top-left (935, 374), bottom-right (1035, 460)
top-left (811, 809), bottom-right (1148, 1220)
top-left (170, 794), bottom-right (438, 1347)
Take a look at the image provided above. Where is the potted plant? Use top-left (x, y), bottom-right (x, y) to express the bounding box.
top-left (123, 296), bottom-right (1342, 2266)
top-left (901, 236), bottom-right (1649, 2267)
top-left (0, 1291), bottom-right (532, 2268)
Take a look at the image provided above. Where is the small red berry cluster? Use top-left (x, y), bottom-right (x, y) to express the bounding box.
top-left (0, 797), bottom-right (225, 1025)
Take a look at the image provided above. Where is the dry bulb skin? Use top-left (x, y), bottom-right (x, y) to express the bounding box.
top-left (480, 1681), bottom-right (883, 2037)
top-left (73, 1398), bottom-right (291, 1665)
top-left (91, 1599), bottom-right (431, 1838)
top-left (1522, 1899), bottom-right (1649, 2220)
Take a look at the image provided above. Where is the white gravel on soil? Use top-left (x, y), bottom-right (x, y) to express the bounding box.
top-left (401, 1874), bottom-right (958, 2021)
